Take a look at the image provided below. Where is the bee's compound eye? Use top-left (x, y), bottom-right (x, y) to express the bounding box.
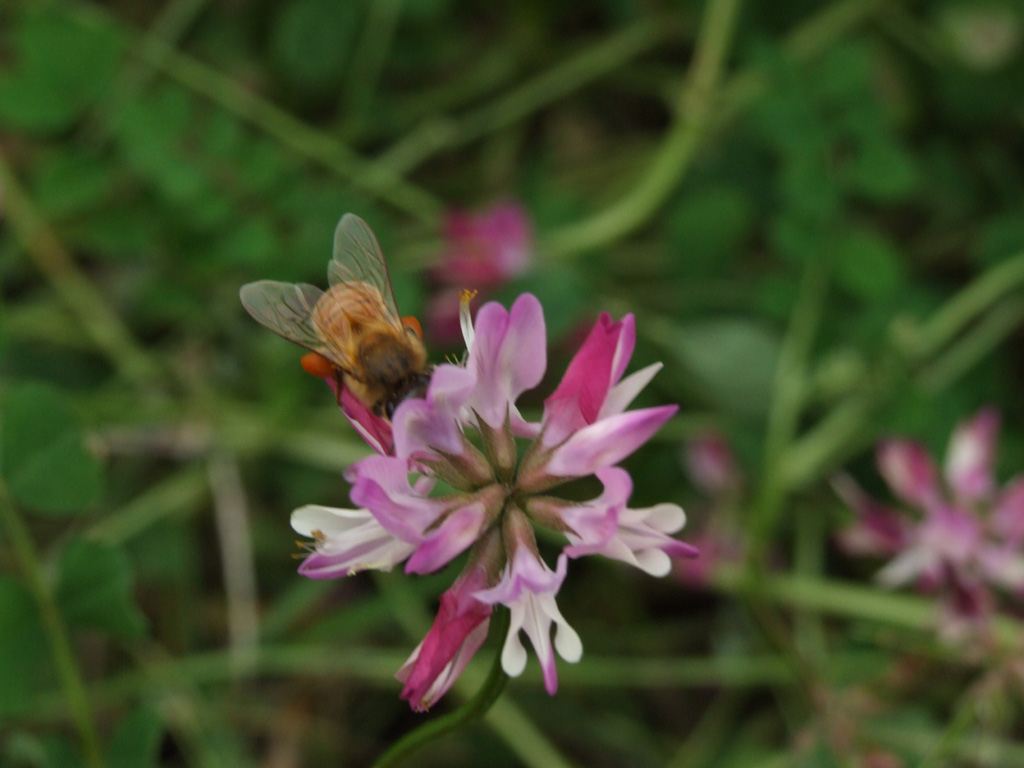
top-left (384, 399), bottom-right (397, 419)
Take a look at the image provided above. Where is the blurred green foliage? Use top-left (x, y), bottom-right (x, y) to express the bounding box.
top-left (1, 0), bottom-right (1024, 766)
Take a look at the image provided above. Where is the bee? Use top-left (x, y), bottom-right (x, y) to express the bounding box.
top-left (240, 214), bottom-right (431, 419)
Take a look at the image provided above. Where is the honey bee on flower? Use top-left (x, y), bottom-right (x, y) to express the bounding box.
top-left (240, 214), bottom-right (431, 421)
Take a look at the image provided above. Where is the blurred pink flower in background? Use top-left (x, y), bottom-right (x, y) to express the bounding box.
top-left (294, 293), bottom-right (695, 710)
top-left (426, 201), bottom-right (533, 344)
top-left (836, 408), bottom-right (1024, 639)
top-left (675, 431), bottom-right (745, 587)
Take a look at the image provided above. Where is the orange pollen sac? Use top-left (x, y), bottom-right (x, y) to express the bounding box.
top-left (301, 352), bottom-right (335, 379)
top-left (402, 315), bottom-right (423, 339)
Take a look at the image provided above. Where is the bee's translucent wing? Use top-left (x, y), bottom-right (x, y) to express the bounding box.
top-left (329, 214), bottom-right (403, 326)
top-left (240, 281), bottom-right (355, 368)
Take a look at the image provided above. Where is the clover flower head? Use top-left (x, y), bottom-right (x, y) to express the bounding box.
top-left (293, 292), bottom-right (696, 707)
top-left (836, 408), bottom-right (1024, 639)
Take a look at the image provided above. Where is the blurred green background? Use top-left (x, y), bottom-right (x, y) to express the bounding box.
top-left (2, 0), bottom-right (1024, 766)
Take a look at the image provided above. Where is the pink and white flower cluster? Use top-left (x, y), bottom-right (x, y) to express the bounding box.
top-left (293, 293), bottom-right (697, 710)
top-left (836, 408), bottom-right (1024, 639)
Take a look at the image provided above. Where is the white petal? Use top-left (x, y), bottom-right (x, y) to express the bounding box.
top-left (876, 547), bottom-right (934, 587)
top-left (598, 363), bottom-right (662, 419)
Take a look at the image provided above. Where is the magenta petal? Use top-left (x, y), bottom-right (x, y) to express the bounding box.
top-left (547, 405), bottom-right (678, 478)
top-left (832, 474), bottom-right (911, 557)
top-left (397, 567), bottom-right (493, 711)
top-left (945, 407), bottom-right (1000, 504)
top-left (336, 381), bottom-right (393, 455)
top-left (876, 439), bottom-right (941, 510)
top-left (543, 313), bottom-right (635, 446)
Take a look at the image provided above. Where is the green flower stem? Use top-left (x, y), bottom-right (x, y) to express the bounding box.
top-left (63, 3), bottom-right (442, 224)
top-left (370, 607), bottom-right (511, 768)
top-left (0, 484), bottom-right (106, 768)
top-left (0, 151), bottom-right (161, 389)
top-left (544, 0), bottom-right (743, 258)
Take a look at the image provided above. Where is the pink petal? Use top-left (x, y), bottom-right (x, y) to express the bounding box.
top-left (876, 440), bottom-right (941, 510)
top-left (832, 474), bottom-right (911, 557)
top-left (467, 293), bottom-right (547, 429)
top-left (990, 477), bottom-right (1024, 545)
top-left (546, 405), bottom-right (677, 478)
top-left (347, 455), bottom-right (445, 541)
top-left (441, 202), bottom-right (532, 286)
top-left (392, 364), bottom-right (477, 458)
top-left (945, 407), bottom-right (1000, 504)
top-left (405, 503), bottom-right (487, 574)
top-left (684, 432), bottom-right (739, 496)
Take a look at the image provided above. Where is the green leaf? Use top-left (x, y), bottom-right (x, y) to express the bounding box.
top-left (667, 186), bottom-right (755, 275)
top-left (974, 212), bottom-right (1024, 266)
top-left (653, 318), bottom-right (783, 418)
top-left (0, 8), bottom-right (124, 134)
top-left (56, 538), bottom-right (147, 641)
top-left (0, 577), bottom-right (53, 716)
top-left (32, 149), bottom-right (115, 218)
top-left (834, 226), bottom-right (906, 300)
top-left (0, 383), bottom-right (103, 515)
top-left (270, 0), bottom-right (358, 89)
top-left (107, 705), bottom-right (163, 768)
top-left (844, 137), bottom-right (919, 202)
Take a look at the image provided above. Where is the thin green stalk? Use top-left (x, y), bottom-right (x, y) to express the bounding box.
top-left (0, 484), bottom-right (105, 768)
top-left (0, 151), bottom-right (162, 388)
top-left (370, 18), bottom-right (667, 178)
top-left (343, 0), bottom-right (403, 127)
top-left (917, 297), bottom-right (1024, 392)
top-left (781, 254), bottom-right (1024, 491)
top-left (86, 465), bottom-right (209, 544)
top-left (713, 567), bottom-right (1022, 649)
top-left (915, 693), bottom-right (978, 768)
top-left (544, 0), bottom-right (743, 257)
top-left (750, 257), bottom-right (828, 552)
top-left (370, 608), bottom-right (511, 768)
top-left (83, 0), bottom-right (211, 143)
top-left (906, 251), bottom-right (1024, 360)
